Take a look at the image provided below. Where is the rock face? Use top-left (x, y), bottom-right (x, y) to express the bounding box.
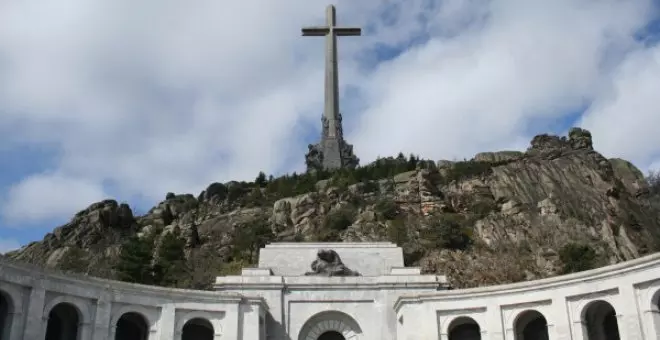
top-left (6, 128), bottom-right (660, 289)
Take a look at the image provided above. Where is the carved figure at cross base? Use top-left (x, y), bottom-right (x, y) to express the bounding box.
top-left (304, 249), bottom-right (361, 277)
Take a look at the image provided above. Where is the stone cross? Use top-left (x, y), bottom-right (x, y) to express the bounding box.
top-left (302, 5), bottom-right (361, 139)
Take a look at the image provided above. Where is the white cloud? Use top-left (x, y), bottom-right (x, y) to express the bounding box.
top-left (580, 44), bottom-right (660, 169)
top-left (0, 0), bottom-right (658, 224)
top-left (1, 174), bottom-right (107, 225)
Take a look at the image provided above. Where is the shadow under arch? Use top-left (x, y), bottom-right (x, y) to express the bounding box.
top-left (651, 288), bottom-right (660, 340)
top-left (44, 302), bottom-right (82, 340)
top-left (580, 299), bottom-right (620, 340)
top-left (447, 316), bottom-right (481, 340)
top-left (0, 290), bottom-right (14, 340)
top-left (298, 311), bottom-right (363, 340)
top-left (115, 312), bottom-right (150, 340)
top-left (181, 317), bottom-right (214, 340)
top-left (513, 309), bottom-right (548, 340)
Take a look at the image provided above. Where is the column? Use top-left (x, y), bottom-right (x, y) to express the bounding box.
top-left (22, 279), bottom-right (46, 340)
top-left (222, 304), bottom-right (240, 340)
top-left (617, 284), bottom-right (644, 340)
top-left (158, 305), bottom-right (176, 340)
top-left (92, 291), bottom-right (113, 340)
top-left (485, 306), bottom-right (504, 340)
top-left (7, 311), bottom-right (24, 340)
top-left (548, 299), bottom-right (572, 340)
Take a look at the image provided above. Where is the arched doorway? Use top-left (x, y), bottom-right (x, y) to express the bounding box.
top-left (318, 331), bottom-right (345, 340)
top-left (448, 316), bottom-right (481, 340)
top-left (44, 303), bottom-right (80, 340)
top-left (298, 311), bottom-right (362, 340)
top-left (181, 318), bottom-right (214, 340)
top-left (514, 310), bottom-right (549, 340)
top-left (582, 300), bottom-right (620, 340)
top-left (115, 312), bottom-right (149, 340)
top-left (0, 291), bottom-right (13, 340)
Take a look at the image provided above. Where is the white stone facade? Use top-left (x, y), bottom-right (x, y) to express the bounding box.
top-left (0, 241), bottom-right (659, 340)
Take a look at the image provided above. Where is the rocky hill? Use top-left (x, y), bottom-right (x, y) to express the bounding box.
top-left (5, 128), bottom-right (660, 290)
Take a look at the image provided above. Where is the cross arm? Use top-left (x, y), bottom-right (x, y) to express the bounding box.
top-left (302, 26), bottom-right (330, 36)
top-left (334, 27), bottom-right (361, 36)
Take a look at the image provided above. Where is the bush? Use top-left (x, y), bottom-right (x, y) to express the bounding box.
top-left (422, 213), bottom-right (473, 250)
top-left (152, 230), bottom-right (189, 287)
top-left (375, 199), bottom-right (399, 220)
top-left (115, 235), bottom-right (155, 284)
top-left (559, 243), bottom-right (598, 274)
top-left (387, 218), bottom-right (408, 245)
top-left (323, 206), bottom-right (357, 232)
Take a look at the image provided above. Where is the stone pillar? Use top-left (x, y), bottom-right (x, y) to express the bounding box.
top-left (7, 311), bottom-right (24, 340)
top-left (641, 309), bottom-right (660, 340)
top-left (79, 321), bottom-right (93, 340)
top-left (220, 304), bottom-right (240, 340)
top-left (91, 291), bottom-right (113, 340)
top-left (548, 300), bottom-right (571, 340)
top-left (571, 320), bottom-right (587, 340)
top-left (240, 302), bottom-right (261, 340)
top-left (23, 280), bottom-right (46, 340)
top-left (485, 307), bottom-right (504, 340)
top-left (158, 305), bottom-right (175, 340)
top-left (617, 284), bottom-right (644, 340)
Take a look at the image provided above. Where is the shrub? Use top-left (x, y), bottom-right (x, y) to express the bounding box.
top-left (387, 218), bottom-right (408, 245)
top-left (559, 243), bottom-right (598, 274)
top-left (375, 199), bottom-right (399, 220)
top-left (323, 206), bottom-right (357, 232)
top-left (422, 213), bottom-right (473, 250)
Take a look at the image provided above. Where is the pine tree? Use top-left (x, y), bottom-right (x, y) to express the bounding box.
top-left (255, 171), bottom-right (268, 187)
top-left (152, 231), bottom-right (188, 287)
top-left (115, 235), bottom-right (154, 284)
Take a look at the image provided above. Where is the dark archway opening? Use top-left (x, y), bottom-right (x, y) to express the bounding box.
top-left (115, 312), bottom-right (149, 340)
top-left (318, 330), bottom-right (345, 340)
top-left (0, 292), bottom-right (13, 340)
top-left (45, 303), bottom-right (80, 340)
top-left (584, 300), bottom-right (620, 340)
top-left (448, 316), bottom-right (481, 340)
top-left (182, 318), bottom-right (214, 340)
top-left (515, 310), bottom-right (549, 340)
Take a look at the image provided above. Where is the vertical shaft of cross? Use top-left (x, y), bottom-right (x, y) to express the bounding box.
top-left (325, 5), bottom-right (339, 138)
top-left (302, 5), bottom-right (361, 170)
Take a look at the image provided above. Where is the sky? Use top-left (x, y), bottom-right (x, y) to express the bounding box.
top-left (0, 0), bottom-right (659, 254)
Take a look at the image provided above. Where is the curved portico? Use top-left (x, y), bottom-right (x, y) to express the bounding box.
top-left (0, 242), bottom-right (660, 340)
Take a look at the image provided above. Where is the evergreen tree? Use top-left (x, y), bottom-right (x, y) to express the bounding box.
top-left (153, 231), bottom-right (189, 287)
top-left (255, 171), bottom-right (268, 187)
top-left (115, 235), bottom-right (154, 284)
top-left (232, 215), bottom-right (275, 264)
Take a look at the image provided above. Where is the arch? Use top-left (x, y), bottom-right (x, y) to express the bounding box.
top-left (581, 300), bottom-right (620, 340)
top-left (110, 305), bottom-right (157, 330)
top-left (175, 310), bottom-right (223, 336)
top-left (43, 296), bottom-right (92, 325)
top-left (447, 316), bottom-right (481, 340)
top-left (298, 311), bottom-right (362, 340)
top-left (513, 310), bottom-right (549, 340)
top-left (45, 302), bottom-right (81, 340)
top-left (181, 318), bottom-right (214, 340)
top-left (0, 290), bottom-right (14, 340)
top-left (115, 312), bottom-right (150, 340)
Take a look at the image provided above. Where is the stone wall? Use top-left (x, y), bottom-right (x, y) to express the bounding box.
top-left (396, 253), bottom-right (660, 340)
top-left (2, 251), bottom-right (660, 340)
top-left (0, 259), bottom-right (265, 340)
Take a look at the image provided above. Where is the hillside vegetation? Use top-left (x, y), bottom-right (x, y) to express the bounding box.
top-left (5, 128), bottom-right (660, 289)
